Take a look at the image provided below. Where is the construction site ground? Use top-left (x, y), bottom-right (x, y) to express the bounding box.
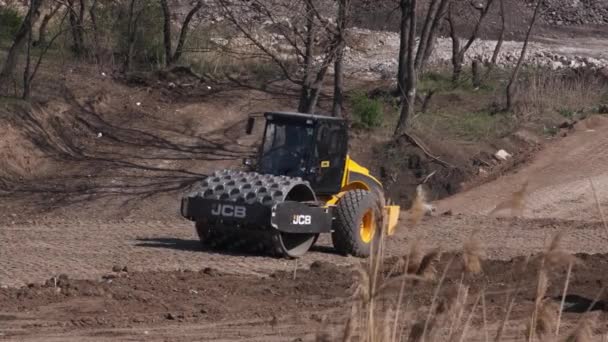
top-left (3, 21), bottom-right (608, 342)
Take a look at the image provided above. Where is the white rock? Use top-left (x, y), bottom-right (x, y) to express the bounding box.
top-left (97, 132), bottom-right (103, 138)
top-left (494, 149), bottom-right (512, 161)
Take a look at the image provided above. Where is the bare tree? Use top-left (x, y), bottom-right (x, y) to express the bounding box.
top-left (446, 0), bottom-right (495, 82)
top-left (34, 2), bottom-right (62, 47)
top-left (506, 0), bottom-right (543, 111)
top-left (332, 0), bottom-right (350, 117)
top-left (160, 0), bottom-right (204, 66)
top-left (216, 0), bottom-right (343, 114)
top-left (66, 0), bottom-right (86, 55)
top-left (123, 0), bottom-right (145, 72)
top-left (394, 0), bottom-right (417, 136)
top-left (24, 9), bottom-right (69, 99)
top-left (0, 0), bottom-right (44, 94)
top-left (415, 0), bottom-right (450, 72)
top-left (485, 0), bottom-right (505, 76)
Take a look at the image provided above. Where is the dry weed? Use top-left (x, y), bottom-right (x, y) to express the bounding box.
top-left (463, 230), bottom-right (485, 275)
top-left (489, 180), bottom-right (528, 217)
top-left (527, 299), bottom-right (559, 341)
top-left (565, 315), bottom-right (596, 342)
top-left (408, 185), bottom-right (429, 226)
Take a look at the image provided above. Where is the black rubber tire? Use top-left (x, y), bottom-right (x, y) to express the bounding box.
top-left (331, 189), bottom-right (378, 257)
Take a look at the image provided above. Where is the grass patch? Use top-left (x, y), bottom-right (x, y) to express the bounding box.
top-left (417, 110), bottom-right (517, 142)
top-left (0, 7), bottom-right (22, 42)
top-left (350, 91), bottom-right (385, 128)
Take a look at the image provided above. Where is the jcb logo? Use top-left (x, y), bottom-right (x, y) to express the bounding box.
top-left (292, 215), bottom-right (311, 225)
top-left (211, 204), bottom-right (246, 218)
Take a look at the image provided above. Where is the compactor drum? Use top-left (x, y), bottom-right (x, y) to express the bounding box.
top-left (181, 112), bottom-right (400, 258)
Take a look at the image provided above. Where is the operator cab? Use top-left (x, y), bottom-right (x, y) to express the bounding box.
top-left (247, 112), bottom-right (348, 196)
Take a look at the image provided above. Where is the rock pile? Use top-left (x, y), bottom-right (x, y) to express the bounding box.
top-left (536, 0), bottom-right (608, 25)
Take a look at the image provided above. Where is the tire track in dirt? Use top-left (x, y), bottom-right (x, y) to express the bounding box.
top-left (3, 214), bottom-right (608, 287)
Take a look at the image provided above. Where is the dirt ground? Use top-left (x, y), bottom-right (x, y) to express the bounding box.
top-left (3, 17), bottom-right (608, 341)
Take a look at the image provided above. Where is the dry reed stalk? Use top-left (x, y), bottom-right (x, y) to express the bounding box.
top-left (463, 230), bottom-right (485, 274)
top-left (589, 178), bottom-right (608, 241)
top-left (481, 290), bottom-right (490, 342)
top-left (565, 315), bottom-right (595, 342)
top-left (422, 256), bottom-right (456, 340)
top-left (530, 300), bottom-right (558, 341)
top-left (409, 185), bottom-right (428, 226)
top-left (556, 261), bottom-right (573, 337)
top-left (341, 304), bottom-right (358, 342)
top-left (489, 180), bottom-right (528, 217)
top-left (457, 291), bottom-right (483, 342)
top-left (495, 256), bottom-right (531, 342)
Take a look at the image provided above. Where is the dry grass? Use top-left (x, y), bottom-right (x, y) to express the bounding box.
top-left (323, 171), bottom-right (608, 342)
top-left (517, 71), bottom-right (607, 119)
top-left (489, 180), bottom-right (528, 217)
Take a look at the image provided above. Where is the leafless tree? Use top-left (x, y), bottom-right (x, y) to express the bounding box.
top-left (394, 0), bottom-right (417, 136)
top-left (332, 0), bottom-right (350, 117)
top-left (66, 0), bottom-right (86, 55)
top-left (446, 0), bottom-right (495, 82)
top-left (216, 0), bottom-right (344, 114)
top-left (415, 0), bottom-right (450, 72)
top-left (160, 0), bottom-right (204, 66)
top-left (123, 0), bottom-right (145, 72)
top-left (34, 2), bottom-right (62, 47)
top-left (23, 9), bottom-right (69, 99)
top-left (0, 0), bottom-right (44, 94)
top-left (485, 0), bottom-right (505, 76)
top-left (506, 0), bottom-right (543, 111)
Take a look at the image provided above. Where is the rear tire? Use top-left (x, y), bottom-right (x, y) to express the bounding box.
top-left (331, 189), bottom-right (378, 257)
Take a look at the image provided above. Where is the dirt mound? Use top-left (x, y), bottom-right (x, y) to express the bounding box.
top-left (0, 106), bottom-right (51, 182)
top-left (437, 116), bottom-right (608, 220)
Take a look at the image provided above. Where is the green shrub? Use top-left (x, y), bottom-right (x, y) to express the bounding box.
top-left (351, 92), bottom-right (384, 128)
top-left (557, 107), bottom-right (575, 119)
top-left (0, 7), bottom-right (22, 41)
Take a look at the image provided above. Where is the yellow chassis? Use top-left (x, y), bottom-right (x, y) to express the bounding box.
top-left (322, 155), bottom-right (400, 236)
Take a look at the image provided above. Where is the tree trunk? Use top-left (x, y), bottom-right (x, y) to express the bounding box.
top-left (67, 0), bottom-right (85, 56)
top-left (448, 0), bottom-right (495, 83)
top-left (160, 0), bottom-right (172, 65)
top-left (0, 0), bottom-right (43, 93)
top-left (333, 0), bottom-right (349, 117)
top-left (506, 0), bottom-right (542, 111)
top-left (397, 0), bottom-right (411, 96)
top-left (172, 1), bottom-right (203, 65)
top-left (123, 0), bottom-right (138, 72)
top-left (447, 5), bottom-right (462, 83)
top-left (420, 0), bottom-right (450, 72)
top-left (472, 59), bottom-right (481, 88)
top-left (35, 3), bottom-right (60, 47)
top-left (486, 0), bottom-right (505, 77)
top-left (298, 0), bottom-right (316, 113)
top-left (415, 0), bottom-right (441, 70)
top-left (395, 0), bottom-right (417, 136)
top-left (89, 0), bottom-right (101, 65)
top-left (22, 13), bottom-right (34, 100)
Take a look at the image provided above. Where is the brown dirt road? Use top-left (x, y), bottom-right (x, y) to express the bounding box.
top-left (438, 116), bottom-right (608, 221)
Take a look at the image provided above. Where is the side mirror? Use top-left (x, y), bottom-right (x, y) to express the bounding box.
top-left (245, 117), bottom-right (255, 135)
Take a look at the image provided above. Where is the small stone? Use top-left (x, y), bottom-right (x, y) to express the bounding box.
top-left (165, 313), bottom-right (175, 320)
top-left (112, 265), bottom-right (122, 273)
